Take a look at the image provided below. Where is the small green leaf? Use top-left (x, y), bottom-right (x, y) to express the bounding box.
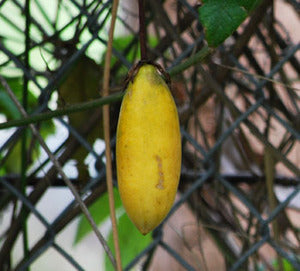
top-left (105, 212), bottom-right (152, 271)
top-left (74, 188), bottom-right (122, 244)
top-left (199, 0), bottom-right (261, 47)
top-left (272, 258), bottom-right (298, 271)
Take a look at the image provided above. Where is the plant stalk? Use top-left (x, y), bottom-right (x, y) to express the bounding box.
top-left (138, 0), bottom-right (147, 60)
top-left (101, 0), bottom-right (122, 270)
top-left (21, 0), bottom-right (30, 269)
top-left (0, 92), bottom-right (123, 130)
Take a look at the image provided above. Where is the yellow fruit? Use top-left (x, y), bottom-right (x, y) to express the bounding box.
top-left (116, 64), bottom-right (181, 235)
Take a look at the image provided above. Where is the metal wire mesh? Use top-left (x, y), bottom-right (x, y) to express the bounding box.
top-left (0, 0), bottom-right (299, 270)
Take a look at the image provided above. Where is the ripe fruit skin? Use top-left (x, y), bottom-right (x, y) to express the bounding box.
top-left (116, 64), bottom-right (181, 235)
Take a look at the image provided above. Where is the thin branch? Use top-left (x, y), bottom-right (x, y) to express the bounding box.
top-left (101, 0), bottom-right (122, 270)
top-left (0, 92), bottom-right (123, 130)
top-left (213, 62), bottom-right (300, 92)
top-left (168, 45), bottom-right (212, 76)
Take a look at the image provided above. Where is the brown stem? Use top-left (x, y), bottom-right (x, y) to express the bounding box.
top-left (101, 0), bottom-right (122, 270)
top-left (138, 0), bottom-right (147, 60)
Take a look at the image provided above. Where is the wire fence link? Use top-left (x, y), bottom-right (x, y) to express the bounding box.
top-left (0, 1), bottom-right (299, 270)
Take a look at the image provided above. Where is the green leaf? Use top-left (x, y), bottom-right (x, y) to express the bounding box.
top-left (199, 0), bottom-right (261, 47)
top-left (272, 258), bottom-right (298, 271)
top-left (74, 188), bottom-right (122, 244)
top-left (105, 212), bottom-right (152, 271)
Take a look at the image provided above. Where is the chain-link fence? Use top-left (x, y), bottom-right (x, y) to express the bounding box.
top-left (0, 0), bottom-right (299, 270)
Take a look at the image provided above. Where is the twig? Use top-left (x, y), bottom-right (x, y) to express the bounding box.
top-left (0, 92), bottom-right (123, 130)
top-left (168, 45), bottom-right (212, 76)
top-left (0, 75), bottom-right (117, 269)
top-left (213, 62), bottom-right (300, 91)
top-left (101, 0), bottom-right (122, 270)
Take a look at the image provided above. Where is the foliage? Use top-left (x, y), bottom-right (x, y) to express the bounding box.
top-left (199, 0), bottom-right (261, 47)
top-left (272, 258), bottom-right (299, 271)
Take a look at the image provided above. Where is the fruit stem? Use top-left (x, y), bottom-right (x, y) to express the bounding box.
top-left (138, 0), bottom-right (147, 61)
